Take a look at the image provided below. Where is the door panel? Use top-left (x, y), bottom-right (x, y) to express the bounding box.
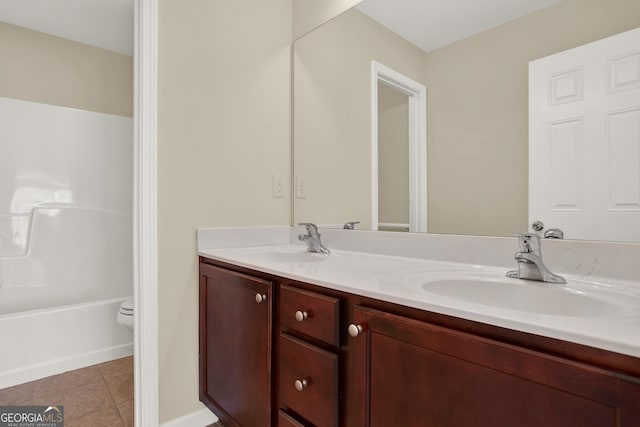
top-left (529, 27), bottom-right (640, 241)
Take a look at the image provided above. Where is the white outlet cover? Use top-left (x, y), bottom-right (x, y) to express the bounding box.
top-left (272, 174), bottom-right (286, 198)
top-left (295, 176), bottom-right (307, 199)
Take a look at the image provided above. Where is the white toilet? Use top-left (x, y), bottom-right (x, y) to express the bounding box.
top-left (117, 299), bottom-right (134, 332)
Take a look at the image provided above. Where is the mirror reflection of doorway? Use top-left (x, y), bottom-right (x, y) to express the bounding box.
top-left (378, 83), bottom-right (410, 232)
top-left (371, 61), bottom-right (427, 233)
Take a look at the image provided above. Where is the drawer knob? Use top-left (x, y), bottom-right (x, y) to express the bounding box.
top-left (255, 293), bottom-right (267, 303)
top-left (294, 379), bottom-right (309, 391)
top-left (295, 310), bottom-right (309, 322)
top-left (348, 323), bottom-right (363, 337)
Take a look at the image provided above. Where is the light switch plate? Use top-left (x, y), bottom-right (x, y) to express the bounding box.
top-left (295, 176), bottom-right (307, 199)
top-left (273, 174), bottom-right (286, 198)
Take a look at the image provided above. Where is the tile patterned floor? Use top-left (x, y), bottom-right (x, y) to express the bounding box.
top-left (0, 356), bottom-right (133, 427)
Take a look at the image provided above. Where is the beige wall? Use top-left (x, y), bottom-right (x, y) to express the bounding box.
top-left (155, 0), bottom-right (640, 421)
top-left (293, 9), bottom-right (426, 229)
top-left (158, 0), bottom-right (292, 422)
top-left (0, 22), bottom-right (132, 117)
top-left (425, 0), bottom-right (640, 236)
top-left (378, 83), bottom-right (409, 225)
top-left (293, 0), bottom-right (363, 40)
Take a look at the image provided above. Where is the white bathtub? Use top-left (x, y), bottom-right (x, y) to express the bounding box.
top-left (0, 207), bottom-right (133, 388)
top-left (0, 298), bottom-right (133, 388)
top-left (0, 98), bottom-right (134, 388)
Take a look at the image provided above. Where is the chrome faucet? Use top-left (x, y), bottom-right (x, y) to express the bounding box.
top-left (297, 223), bottom-right (330, 254)
top-left (506, 233), bottom-right (565, 284)
top-left (544, 228), bottom-right (564, 239)
top-left (343, 221), bottom-right (360, 230)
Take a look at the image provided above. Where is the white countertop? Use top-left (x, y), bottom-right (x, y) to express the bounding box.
top-left (199, 242), bottom-right (640, 359)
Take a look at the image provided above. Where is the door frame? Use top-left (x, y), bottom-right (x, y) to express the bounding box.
top-left (134, 0), bottom-right (159, 425)
top-left (370, 61), bottom-right (427, 232)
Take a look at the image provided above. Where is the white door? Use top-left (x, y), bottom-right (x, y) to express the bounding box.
top-left (529, 27), bottom-right (640, 242)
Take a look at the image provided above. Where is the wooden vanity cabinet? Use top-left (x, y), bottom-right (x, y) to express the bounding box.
top-left (279, 333), bottom-right (339, 426)
top-left (278, 285), bottom-right (340, 426)
top-left (278, 410), bottom-right (306, 427)
top-left (199, 258), bottom-right (640, 427)
top-left (199, 262), bottom-right (274, 427)
top-left (350, 305), bottom-right (640, 427)
top-left (280, 285), bottom-right (340, 346)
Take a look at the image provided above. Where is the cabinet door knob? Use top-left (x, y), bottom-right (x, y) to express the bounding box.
top-left (294, 379), bottom-right (308, 391)
top-left (255, 293), bottom-right (267, 303)
top-left (295, 310), bottom-right (308, 322)
top-left (348, 323), bottom-right (363, 337)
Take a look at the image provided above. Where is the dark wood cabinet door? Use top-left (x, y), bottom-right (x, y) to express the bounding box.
top-left (350, 305), bottom-right (640, 427)
top-left (199, 262), bottom-right (273, 427)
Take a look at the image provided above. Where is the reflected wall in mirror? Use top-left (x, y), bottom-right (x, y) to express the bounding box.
top-left (378, 82), bottom-right (410, 232)
top-left (293, 0), bottom-right (640, 241)
top-left (293, 0), bottom-right (362, 39)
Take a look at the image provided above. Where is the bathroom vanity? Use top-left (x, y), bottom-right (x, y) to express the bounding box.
top-left (197, 229), bottom-right (640, 427)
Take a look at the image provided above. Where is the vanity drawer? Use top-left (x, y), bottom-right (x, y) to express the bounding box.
top-left (279, 333), bottom-right (339, 427)
top-left (278, 410), bottom-right (306, 427)
top-left (280, 285), bottom-right (339, 346)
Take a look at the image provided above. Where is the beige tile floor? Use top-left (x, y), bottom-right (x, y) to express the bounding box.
top-left (0, 356), bottom-right (133, 427)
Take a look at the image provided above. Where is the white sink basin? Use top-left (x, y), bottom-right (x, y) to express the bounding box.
top-left (421, 277), bottom-right (622, 317)
top-left (250, 251), bottom-right (328, 263)
top-left (233, 246), bottom-right (330, 264)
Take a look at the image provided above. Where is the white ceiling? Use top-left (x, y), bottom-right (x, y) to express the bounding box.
top-left (0, 0), bottom-right (134, 56)
top-left (0, 0), bottom-right (563, 57)
top-left (356, 0), bottom-right (563, 52)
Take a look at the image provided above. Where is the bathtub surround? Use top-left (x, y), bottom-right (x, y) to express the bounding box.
top-left (0, 36), bottom-right (133, 388)
top-left (0, 0), bottom-right (139, 425)
top-left (0, 298), bottom-right (133, 389)
top-left (0, 0), bottom-right (135, 391)
top-left (0, 99), bottom-right (134, 386)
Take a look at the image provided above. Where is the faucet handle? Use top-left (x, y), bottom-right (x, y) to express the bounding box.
top-left (297, 223), bottom-right (319, 235)
top-left (343, 221), bottom-right (360, 230)
top-left (516, 232), bottom-right (541, 254)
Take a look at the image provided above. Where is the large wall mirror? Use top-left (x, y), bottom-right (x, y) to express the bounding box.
top-left (293, 0), bottom-right (640, 241)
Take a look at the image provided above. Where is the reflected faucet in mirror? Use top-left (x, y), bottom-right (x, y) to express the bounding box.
top-left (506, 233), bottom-right (566, 284)
top-left (544, 228), bottom-right (564, 239)
top-left (297, 223), bottom-right (330, 254)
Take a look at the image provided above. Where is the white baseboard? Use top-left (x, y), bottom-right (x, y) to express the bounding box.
top-left (160, 407), bottom-right (219, 427)
top-left (0, 343), bottom-right (133, 389)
